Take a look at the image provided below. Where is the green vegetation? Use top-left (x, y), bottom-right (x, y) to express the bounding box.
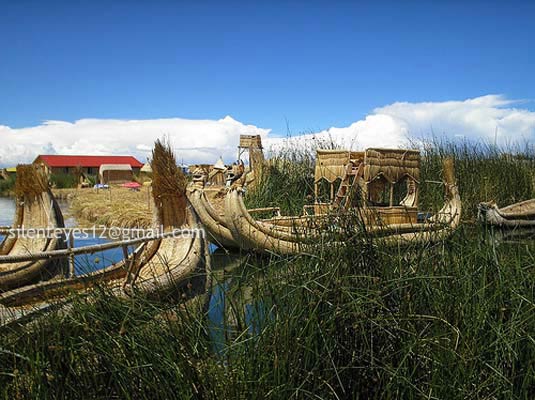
top-left (418, 141), bottom-right (535, 221)
top-left (245, 148), bottom-right (315, 215)
top-left (85, 174), bottom-right (97, 187)
top-left (0, 175), bottom-right (16, 196)
top-left (49, 173), bottom-right (78, 189)
top-left (1, 140), bottom-right (535, 398)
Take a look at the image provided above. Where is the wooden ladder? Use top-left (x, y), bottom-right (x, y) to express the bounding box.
top-left (333, 161), bottom-right (363, 210)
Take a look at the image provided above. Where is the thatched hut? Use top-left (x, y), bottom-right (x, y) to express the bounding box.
top-left (99, 164), bottom-right (133, 184)
top-left (207, 157), bottom-right (227, 186)
top-left (140, 162), bottom-right (153, 175)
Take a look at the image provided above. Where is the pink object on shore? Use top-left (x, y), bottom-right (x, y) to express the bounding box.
top-left (121, 182), bottom-right (142, 189)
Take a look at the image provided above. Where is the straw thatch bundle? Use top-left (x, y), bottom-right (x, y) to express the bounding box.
top-left (14, 164), bottom-right (48, 201)
top-left (151, 140), bottom-right (188, 229)
top-left (314, 150), bottom-right (364, 183)
top-left (364, 148), bottom-right (420, 183)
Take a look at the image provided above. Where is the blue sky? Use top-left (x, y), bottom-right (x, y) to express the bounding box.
top-left (1, 0), bottom-right (534, 135)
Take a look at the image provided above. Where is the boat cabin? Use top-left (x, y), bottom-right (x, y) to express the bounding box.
top-left (312, 148), bottom-right (420, 224)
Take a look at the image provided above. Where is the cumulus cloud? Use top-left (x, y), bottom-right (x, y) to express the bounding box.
top-left (265, 113), bottom-right (410, 153)
top-left (0, 116), bottom-right (270, 167)
top-left (375, 95), bottom-right (535, 144)
top-left (1, 94), bottom-right (534, 167)
top-left (266, 94), bottom-right (535, 153)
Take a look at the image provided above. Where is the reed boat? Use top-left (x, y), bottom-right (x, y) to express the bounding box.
top-left (187, 180), bottom-right (281, 250)
top-left (0, 165), bottom-right (67, 291)
top-left (0, 141), bottom-right (210, 313)
top-left (478, 199), bottom-right (535, 228)
top-left (225, 148), bottom-right (461, 255)
top-left (188, 180), bottom-right (238, 249)
top-left (187, 134), bottom-right (265, 249)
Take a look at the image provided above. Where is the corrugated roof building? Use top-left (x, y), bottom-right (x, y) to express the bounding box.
top-left (33, 155), bottom-right (143, 179)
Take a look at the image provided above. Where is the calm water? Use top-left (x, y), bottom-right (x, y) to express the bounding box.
top-left (0, 196), bottom-right (132, 275)
top-left (0, 196), bottom-right (258, 345)
top-left (0, 197), bottom-right (15, 226)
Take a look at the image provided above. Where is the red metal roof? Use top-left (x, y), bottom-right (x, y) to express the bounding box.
top-left (35, 155), bottom-right (143, 168)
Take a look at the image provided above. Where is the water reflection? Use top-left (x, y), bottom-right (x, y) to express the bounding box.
top-left (485, 226), bottom-right (535, 244)
top-left (207, 249), bottom-right (271, 353)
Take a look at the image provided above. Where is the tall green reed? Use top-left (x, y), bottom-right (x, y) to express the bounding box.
top-left (2, 139), bottom-right (535, 399)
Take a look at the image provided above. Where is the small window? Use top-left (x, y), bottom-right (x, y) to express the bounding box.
top-left (392, 176), bottom-right (410, 205)
top-left (367, 175), bottom-right (390, 206)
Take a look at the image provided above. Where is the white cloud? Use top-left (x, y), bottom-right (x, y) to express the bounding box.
top-left (266, 94), bottom-right (535, 153)
top-left (0, 116), bottom-right (270, 167)
top-left (265, 113), bottom-right (410, 153)
top-left (374, 94), bottom-right (535, 144)
top-left (1, 95), bottom-right (534, 167)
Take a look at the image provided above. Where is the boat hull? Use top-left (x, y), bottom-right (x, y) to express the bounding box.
top-left (187, 185), bottom-right (239, 249)
top-left (225, 158), bottom-right (461, 255)
top-left (478, 199), bottom-right (535, 228)
top-left (0, 190), bottom-right (67, 291)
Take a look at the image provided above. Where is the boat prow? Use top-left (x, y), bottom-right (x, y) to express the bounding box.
top-left (478, 198), bottom-right (535, 228)
top-left (0, 141), bottom-right (210, 320)
top-left (0, 165), bottom-right (67, 291)
top-left (187, 183), bottom-right (238, 249)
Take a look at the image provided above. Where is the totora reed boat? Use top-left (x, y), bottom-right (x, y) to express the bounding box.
top-left (478, 199), bottom-right (535, 228)
top-left (0, 140), bottom-right (210, 317)
top-left (224, 148), bottom-right (461, 255)
top-left (187, 134), bottom-right (265, 249)
top-left (0, 164), bottom-right (67, 291)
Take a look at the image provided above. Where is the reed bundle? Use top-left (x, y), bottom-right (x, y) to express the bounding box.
top-left (151, 139), bottom-right (187, 229)
top-left (14, 164), bottom-right (48, 201)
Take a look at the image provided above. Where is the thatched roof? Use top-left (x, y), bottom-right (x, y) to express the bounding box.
top-left (140, 163), bottom-right (153, 173)
top-left (239, 134), bottom-right (263, 149)
top-left (99, 164), bottom-right (132, 175)
top-left (363, 148), bottom-right (420, 183)
top-left (213, 157), bottom-right (226, 171)
top-left (314, 149), bottom-right (364, 183)
top-left (314, 148), bottom-right (420, 184)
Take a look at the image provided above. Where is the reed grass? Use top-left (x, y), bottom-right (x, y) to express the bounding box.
top-left (1, 139), bottom-right (535, 399)
top-left (151, 138), bottom-right (188, 228)
top-left (69, 187), bottom-right (153, 229)
top-left (14, 165), bottom-right (48, 200)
